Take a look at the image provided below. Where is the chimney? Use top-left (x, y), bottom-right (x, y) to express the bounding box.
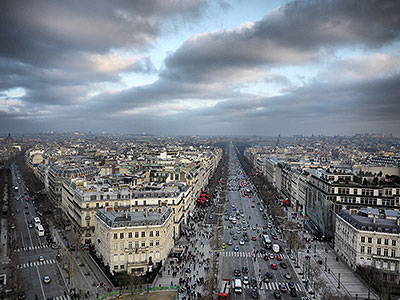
top-left (397, 216), bottom-right (400, 226)
top-left (144, 208), bottom-right (147, 218)
top-left (125, 211), bottom-right (128, 219)
top-left (372, 215), bottom-right (376, 224)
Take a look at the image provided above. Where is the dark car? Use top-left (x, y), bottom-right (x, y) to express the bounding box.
top-left (273, 291), bottom-right (281, 299)
top-left (280, 262), bottom-right (287, 269)
top-left (279, 284), bottom-right (287, 293)
top-left (242, 266), bottom-right (249, 274)
top-left (234, 268), bottom-right (241, 277)
top-left (18, 292), bottom-right (26, 299)
top-left (250, 277), bottom-right (257, 287)
top-left (266, 271), bottom-right (273, 278)
top-left (250, 289), bottom-right (259, 299)
top-left (290, 289), bottom-right (297, 297)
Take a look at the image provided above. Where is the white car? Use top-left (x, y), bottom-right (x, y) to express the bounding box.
top-left (239, 239), bottom-right (245, 245)
top-left (243, 275), bottom-right (249, 285)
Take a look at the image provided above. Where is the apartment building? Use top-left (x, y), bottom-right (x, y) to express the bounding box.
top-left (335, 208), bottom-right (400, 286)
top-left (61, 176), bottom-right (188, 244)
top-left (94, 207), bottom-right (174, 275)
top-left (306, 169), bottom-right (400, 239)
top-left (49, 163), bottom-right (98, 208)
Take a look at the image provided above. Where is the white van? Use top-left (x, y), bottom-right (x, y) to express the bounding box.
top-left (234, 278), bottom-right (242, 293)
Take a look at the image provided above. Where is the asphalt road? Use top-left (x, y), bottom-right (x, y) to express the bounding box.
top-left (10, 163), bottom-right (69, 300)
top-left (217, 144), bottom-right (307, 300)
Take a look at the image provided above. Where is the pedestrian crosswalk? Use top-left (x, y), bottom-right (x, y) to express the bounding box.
top-left (52, 296), bottom-right (70, 300)
top-left (221, 251), bottom-right (286, 259)
top-left (16, 259), bottom-right (56, 269)
top-left (243, 282), bottom-right (302, 292)
top-left (14, 244), bottom-right (49, 252)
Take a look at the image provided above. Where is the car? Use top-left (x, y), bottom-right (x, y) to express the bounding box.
top-left (25, 210), bottom-right (29, 214)
top-left (268, 222), bottom-right (272, 228)
top-left (272, 235), bottom-right (279, 240)
top-left (271, 263), bottom-right (278, 270)
top-left (290, 289), bottom-right (297, 297)
top-left (266, 271), bottom-right (273, 278)
top-left (11, 224), bottom-right (16, 229)
top-left (244, 236), bottom-right (249, 242)
top-left (242, 266), bottom-right (249, 274)
top-left (51, 243), bottom-right (59, 250)
top-left (280, 262), bottom-right (287, 269)
top-left (273, 291), bottom-right (282, 299)
top-left (288, 282), bottom-right (295, 289)
top-left (284, 272), bottom-right (291, 280)
top-left (269, 253), bottom-right (275, 259)
top-left (250, 277), bottom-right (257, 287)
top-left (38, 255), bottom-right (45, 262)
top-left (43, 276), bottom-right (51, 284)
top-left (239, 239), bottom-right (245, 245)
top-left (232, 204), bottom-right (235, 208)
top-left (252, 226), bottom-right (256, 231)
top-left (228, 224), bottom-right (233, 228)
top-left (222, 243), bottom-right (226, 249)
top-left (250, 289), bottom-right (259, 299)
top-left (230, 230), bottom-right (235, 235)
top-left (16, 208), bottom-right (20, 213)
top-left (276, 255), bottom-right (283, 261)
top-left (228, 240), bottom-right (233, 246)
top-left (224, 216), bottom-right (229, 221)
top-left (233, 235), bottom-right (238, 240)
top-left (259, 208), bottom-right (264, 212)
top-left (234, 268), bottom-right (241, 277)
top-left (251, 204), bottom-right (255, 208)
top-left (243, 275), bottom-right (249, 285)
top-left (209, 215), bottom-right (214, 219)
top-left (28, 223), bottom-right (34, 228)
top-left (18, 292), bottom-right (26, 299)
top-left (251, 236), bottom-right (256, 241)
top-left (242, 219), bottom-right (246, 224)
top-left (236, 229), bottom-right (241, 234)
top-left (264, 255), bottom-right (269, 261)
top-left (279, 284), bottom-right (287, 293)
top-left (24, 205), bottom-right (28, 209)
top-left (233, 245), bottom-right (239, 252)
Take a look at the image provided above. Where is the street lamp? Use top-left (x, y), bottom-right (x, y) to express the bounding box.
top-left (337, 273), bottom-right (341, 289)
top-left (325, 257), bottom-right (327, 271)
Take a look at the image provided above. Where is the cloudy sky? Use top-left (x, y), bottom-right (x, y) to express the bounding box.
top-left (1, 0), bottom-right (400, 136)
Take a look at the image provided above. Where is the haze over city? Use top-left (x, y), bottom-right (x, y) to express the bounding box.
top-left (1, 0), bottom-right (399, 136)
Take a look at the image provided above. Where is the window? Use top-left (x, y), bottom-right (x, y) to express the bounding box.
top-left (114, 243), bottom-right (118, 251)
top-left (150, 240), bottom-right (153, 247)
top-left (156, 231), bottom-right (160, 237)
top-left (367, 247), bottom-right (372, 254)
top-left (128, 241), bottom-right (132, 249)
top-left (377, 248), bottom-right (382, 256)
top-left (114, 265), bottom-right (118, 270)
top-left (150, 231), bottom-right (153, 237)
top-left (120, 265), bottom-right (125, 269)
top-left (120, 254), bottom-right (124, 262)
top-left (360, 246), bottom-right (365, 253)
top-left (377, 238), bottom-right (381, 244)
top-left (361, 236), bottom-right (365, 243)
top-left (135, 232), bottom-right (139, 238)
top-left (141, 241), bottom-right (145, 247)
top-left (368, 237), bottom-right (372, 243)
top-left (384, 239), bottom-right (389, 245)
top-left (143, 200), bottom-right (146, 206)
top-left (156, 240), bottom-right (159, 247)
top-left (120, 233), bottom-right (124, 239)
top-left (384, 249), bottom-right (388, 257)
top-left (135, 241), bottom-right (139, 248)
top-left (392, 240), bottom-right (396, 246)
top-left (120, 242), bottom-right (124, 250)
top-left (114, 254), bottom-right (118, 262)
top-left (96, 202), bottom-right (99, 207)
top-left (114, 233), bottom-right (118, 239)
top-left (391, 249), bottom-right (396, 257)
top-left (141, 231), bottom-right (145, 238)
top-left (128, 232), bottom-right (132, 238)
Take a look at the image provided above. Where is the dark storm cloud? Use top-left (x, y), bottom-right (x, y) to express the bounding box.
top-left (164, 0), bottom-right (400, 83)
top-left (0, 0), bottom-right (205, 105)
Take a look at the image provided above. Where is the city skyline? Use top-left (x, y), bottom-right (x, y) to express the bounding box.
top-left (1, 0), bottom-right (400, 135)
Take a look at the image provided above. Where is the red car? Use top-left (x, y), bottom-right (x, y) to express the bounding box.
top-left (271, 264), bottom-right (278, 270)
top-left (252, 236), bottom-right (257, 241)
top-left (276, 255), bottom-right (283, 261)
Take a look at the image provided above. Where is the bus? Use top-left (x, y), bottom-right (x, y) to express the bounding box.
top-left (34, 217), bottom-right (41, 226)
top-left (218, 279), bottom-right (231, 300)
top-left (263, 234), bottom-right (272, 249)
top-left (36, 224), bottom-right (45, 237)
